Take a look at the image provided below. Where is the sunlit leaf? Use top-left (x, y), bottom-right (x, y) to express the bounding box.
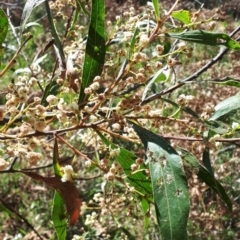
top-left (209, 94), bottom-right (240, 121)
top-left (171, 10), bottom-right (191, 25)
top-left (20, 0), bottom-right (46, 35)
top-left (141, 198), bottom-right (150, 228)
top-left (52, 139), bottom-right (67, 240)
top-left (151, 0), bottom-right (160, 21)
top-left (166, 30), bottom-right (240, 50)
top-left (97, 131), bottom-right (152, 200)
top-left (132, 122), bottom-right (190, 240)
top-left (52, 192), bottom-right (67, 240)
top-left (78, 0), bottom-right (105, 104)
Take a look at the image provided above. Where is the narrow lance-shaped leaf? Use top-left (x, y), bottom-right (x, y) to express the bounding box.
top-left (20, 0), bottom-right (46, 36)
top-left (0, 8), bottom-right (8, 66)
top-left (209, 94), bottom-right (240, 121)
top-left (162, 98), bottom-right (229, 134)
top-left (177, 147), bottom-right (232, 211)
top-left (76, 0), bottom-right (90, 17)
top-left (41, 76), bottom-right (61, 106)
top-left (78, 0), bottom-right (106, 104)
top-left (132, 122), bottom-right (190, 240)
top-left (166, 30), bottom-right (240, 50)
top-left (202, 146), bottom-right (214, 176)
top-left (152, 0), bottom-right (160, 21)
top-left (52, 138), bottom-right (67, 240)
top-left (0, 8), bottom-right (8, 46)
top-left (210, 78), bottom-right (240, 88)
top-left (128, 27), bottom-right (140, 59)
top-left (45, 1), bottom-right (65, 68)
top-left (114, 28), bottom-right (139, 83)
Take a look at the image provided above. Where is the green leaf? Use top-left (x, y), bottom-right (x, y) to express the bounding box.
top-left (171, 10), bottom-right (191, 25)
top-left (76, 0), bottom-right (90, 17)
top-left (20, 0), bottom-right (46, 35)
top-left (116, 147), bottom-right (152, 199)
top-left (97, 131), bottom-right (152, 200)
top-left (203, 120), bottom-right (229, 134)
top-left (78, 0), bottom-right (106, 104)
top-left (209, 94), bottom-right (240, 121)
top-left (41, 77), bottom-right (61, 106)
top-left (52, 191), bottom-right (67, 240)
top-left (166, 30), bottom-right (240, 50)
top-left (162, 98), bottom-right (200, 119)
top-left (69, 0), bottom-right (90, 33)
top-left (152, 0), bottom-right (160, 21)
top-left (177, 148), bottom-right (232, 211)
top-left (132, 123), bottom-right (190, 240)
top-left (161, 98), bottom-right (229, 134)
top-left (113, 28), bottom-right (139, 83)
top-left (53, 138), bottom-right (62, 177)
top-left (45, 0), bottom-right (65, 63)
top-left (198, 166), bottom-right (232, 211)
top-left (52, 138), bottom-right (67, 239)
top-left (115, 59), bottom-right (128, 82)
top-left (142, 66), bottom-right (171, 101)
top-left (202, 146), bottom-right (214, 176)
top-left (210, 78), bottom-right (240, 87)
top-left (176, 147), bottom-right (200, 173)
top-left (0, 8), bottom-right (8, 46)
top-left (128, 27), bottom-right (140, 59)
top-left (141, 198), bottom-right (150, 228)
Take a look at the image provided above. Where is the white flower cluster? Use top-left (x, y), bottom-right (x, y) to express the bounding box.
top-left (61, 165), bottom-right (75, 182)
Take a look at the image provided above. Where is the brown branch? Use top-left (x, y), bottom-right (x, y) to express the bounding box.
top-left (93, 125), bottom-right (139, 143)
top-left (141, 25), bottom-right (240, 105)
top-left (56, 134), bottom-right (93, 162)
top-left (0, 119), bottom-right (107, 140)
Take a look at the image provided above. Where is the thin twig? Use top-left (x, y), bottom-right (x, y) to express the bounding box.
top-left (0, 35), bottom-right (33, 77)
top-left (141, 25), bottom-right (240, 105)
top-left (56, 134), bottom-right (92, 162)
top-left (0, 198), bottom-right (44, 240)
top-left (0, 119), bottom-right (107, 140)
top-left (93, 125), bottom-right (139, 143)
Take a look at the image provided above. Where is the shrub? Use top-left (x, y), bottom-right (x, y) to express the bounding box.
top-left (0, 0), bottom-right (240, 239)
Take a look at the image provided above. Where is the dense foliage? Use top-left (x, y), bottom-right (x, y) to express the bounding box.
top-left (0, 0), bottom-right (240, 239)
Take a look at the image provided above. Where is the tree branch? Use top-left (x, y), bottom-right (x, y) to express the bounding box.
top-left (0, 198), bottom-right (44, 240)
top-left (140, 25), bottom-right (240, 105)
